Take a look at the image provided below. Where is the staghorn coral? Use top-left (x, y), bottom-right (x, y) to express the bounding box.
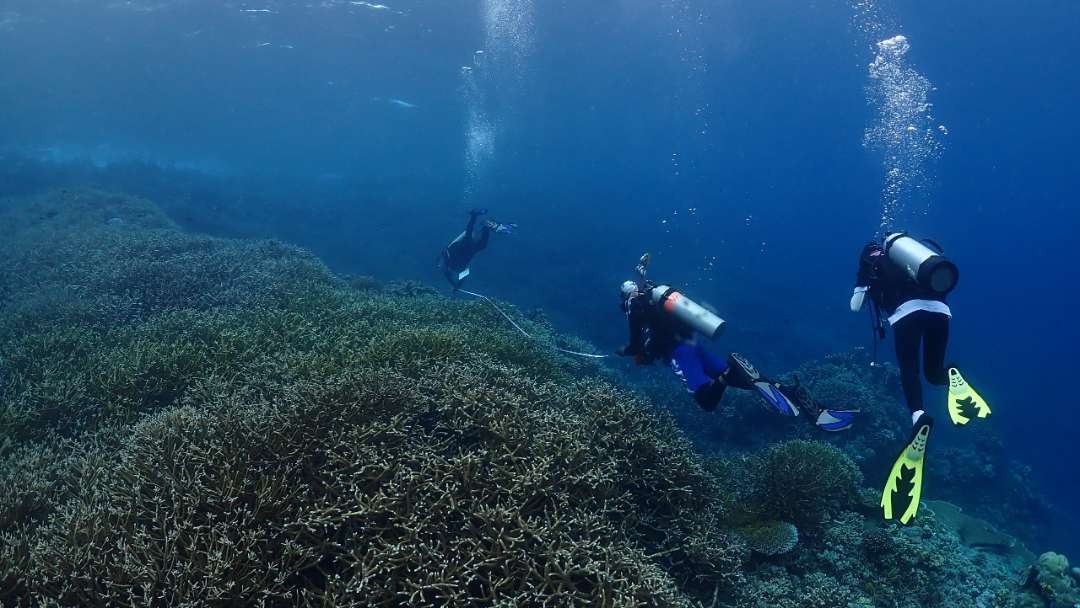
top-left (2, 364), bottom-right (744, 606)
top-left (0, 189), bottom-right (743, 606)
top-left (343, 273), bottom-right (382, 291)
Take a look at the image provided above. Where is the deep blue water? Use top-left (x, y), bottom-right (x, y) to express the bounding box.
top-left (1, 0), bottom-right (1078, 554)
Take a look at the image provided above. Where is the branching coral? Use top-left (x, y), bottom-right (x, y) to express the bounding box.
top-left (2, 363), bottom-right (745, 606)
top-left (0, 189), bottom-right (1059, 607)
top-left (0, 189), bottom-right (742, 606)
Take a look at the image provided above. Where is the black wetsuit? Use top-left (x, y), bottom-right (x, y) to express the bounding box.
top-left (856, 244), bottom-right (950, 413)
top-left (620, 291), bottom-right (690, 364)
top-left (441, 212), bottom-right (491, 289)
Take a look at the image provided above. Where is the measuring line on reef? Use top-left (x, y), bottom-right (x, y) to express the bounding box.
top-left (456, 289), bottom-right (610, 360)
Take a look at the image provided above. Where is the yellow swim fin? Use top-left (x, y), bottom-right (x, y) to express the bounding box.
top-left (947, 368), bottom-right (992, 426)
top-left (881, 415), bottom-right (932, 525)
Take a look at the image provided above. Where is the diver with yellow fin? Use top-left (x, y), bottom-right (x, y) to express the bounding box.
top-left (850, 234), bottom-right (992, 524)
top-left (619, 253), bottom-right (859, 431)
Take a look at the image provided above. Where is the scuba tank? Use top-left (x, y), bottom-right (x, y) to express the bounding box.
top-left (884, 233), bottom-right (959, 295)
top-left (632, 253), bottom-right (726, 339)
top-left (648, 285), bottom-right (726, 339)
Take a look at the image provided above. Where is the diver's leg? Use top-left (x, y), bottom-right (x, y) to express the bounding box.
top-left (923, 312), bottom-right (950, 386)
top-left (465, 211), bottom-right (480, 236)
top-left (670, 343), bottom-right (724, 410)
top-left (443, 262), bottom-right (460, 290)
top-left (725, 353), bottom-right (799, 416)
top-left (699, 345), bottom-right (729, 379)
top-left (893, 314), bottom-right (925, 414)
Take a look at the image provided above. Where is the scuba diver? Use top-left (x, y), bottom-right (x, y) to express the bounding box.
top-left (438, 208), bottom-right (516, 290)
top-left (617, 253), bottom-right (859, 432)
top-left (851, 233), bottom-right (992, 525)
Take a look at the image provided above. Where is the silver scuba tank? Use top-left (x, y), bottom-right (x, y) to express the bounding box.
top-left (648, 285), bottom-right (726, 339)
top-left (884, 233), bottom-right (959, 294)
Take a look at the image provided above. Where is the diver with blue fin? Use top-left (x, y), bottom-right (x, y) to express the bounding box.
top-left (851, 233), bottom-right (992, 524)
top-left (617, 253), bottom-right (859, 432)
top-left (438, 208), bottom-right (516, 290)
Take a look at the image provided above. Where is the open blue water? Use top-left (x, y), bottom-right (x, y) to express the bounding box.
top-left (1, 0), bottom-right (1077, 554)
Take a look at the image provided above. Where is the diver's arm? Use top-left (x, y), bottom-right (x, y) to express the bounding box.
top-left (634, 252), bottom-right (651, 288)
top-left (851, 251), bottom-right (877, 312)
top-left (619, 298), bottom-right (647, 356)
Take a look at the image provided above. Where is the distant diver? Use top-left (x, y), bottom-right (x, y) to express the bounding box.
top-left (438, 208), bottom-right (516, 290)
top-left (617, 253), bottom-right (859, 432)
top-left (851, 233), bottom-right (992, 525)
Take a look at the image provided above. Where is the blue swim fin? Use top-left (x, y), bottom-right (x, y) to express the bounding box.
top-left (753, 381), bottom-right (801, 417)
top-left (815, 409), bottom-right (860, 432)
top-left (728, 353), bottom-right (800, 416)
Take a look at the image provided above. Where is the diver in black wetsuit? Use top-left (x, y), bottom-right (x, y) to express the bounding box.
top-left (851, 234), bottom-right (993, 525)
top-left (438, 209), bottom-right (515, 290)
top-left (851, 241), bottom-right (950, 427)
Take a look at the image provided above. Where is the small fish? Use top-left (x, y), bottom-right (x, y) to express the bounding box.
top-left (351, 1), bottom-right (390, 9)
top-left (242, 8), bottom-right (274, 13)
top-left (372, 97), bottom-right (418, 109)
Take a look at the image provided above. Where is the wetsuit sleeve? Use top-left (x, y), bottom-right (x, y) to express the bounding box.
top-left (855, 257), bottom-right (875, 287)
top-left (620, 297), bottom-right (647, 356)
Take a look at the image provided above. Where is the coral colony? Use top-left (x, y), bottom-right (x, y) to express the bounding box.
top-left (1, 190), bottom-right (1077, 606)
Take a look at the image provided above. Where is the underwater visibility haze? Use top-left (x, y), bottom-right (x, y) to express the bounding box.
top-left (1, 0), bottom-right (1079, 605)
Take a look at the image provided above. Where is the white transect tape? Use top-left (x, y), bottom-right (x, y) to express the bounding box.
top-left (456, 289), bottom-right (610, 359)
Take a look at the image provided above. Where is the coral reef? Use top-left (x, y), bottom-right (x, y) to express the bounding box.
top-left (746, 440), bottom-right (863, 529)
top-left (623, 347), bottom-right (1056, 557)
top-left (1018, 552), bottom-right (1080, 607)
top-left (343, 273), bottom-right (382, 291)
top-left (0, 189), bottom-right (1071, 607)
top-left (925, 500), bottom-right (1034, 565)
top-left (736, 521), bottom-right (799, 556)
top-left (0, 190), bottom-right (737, 606)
